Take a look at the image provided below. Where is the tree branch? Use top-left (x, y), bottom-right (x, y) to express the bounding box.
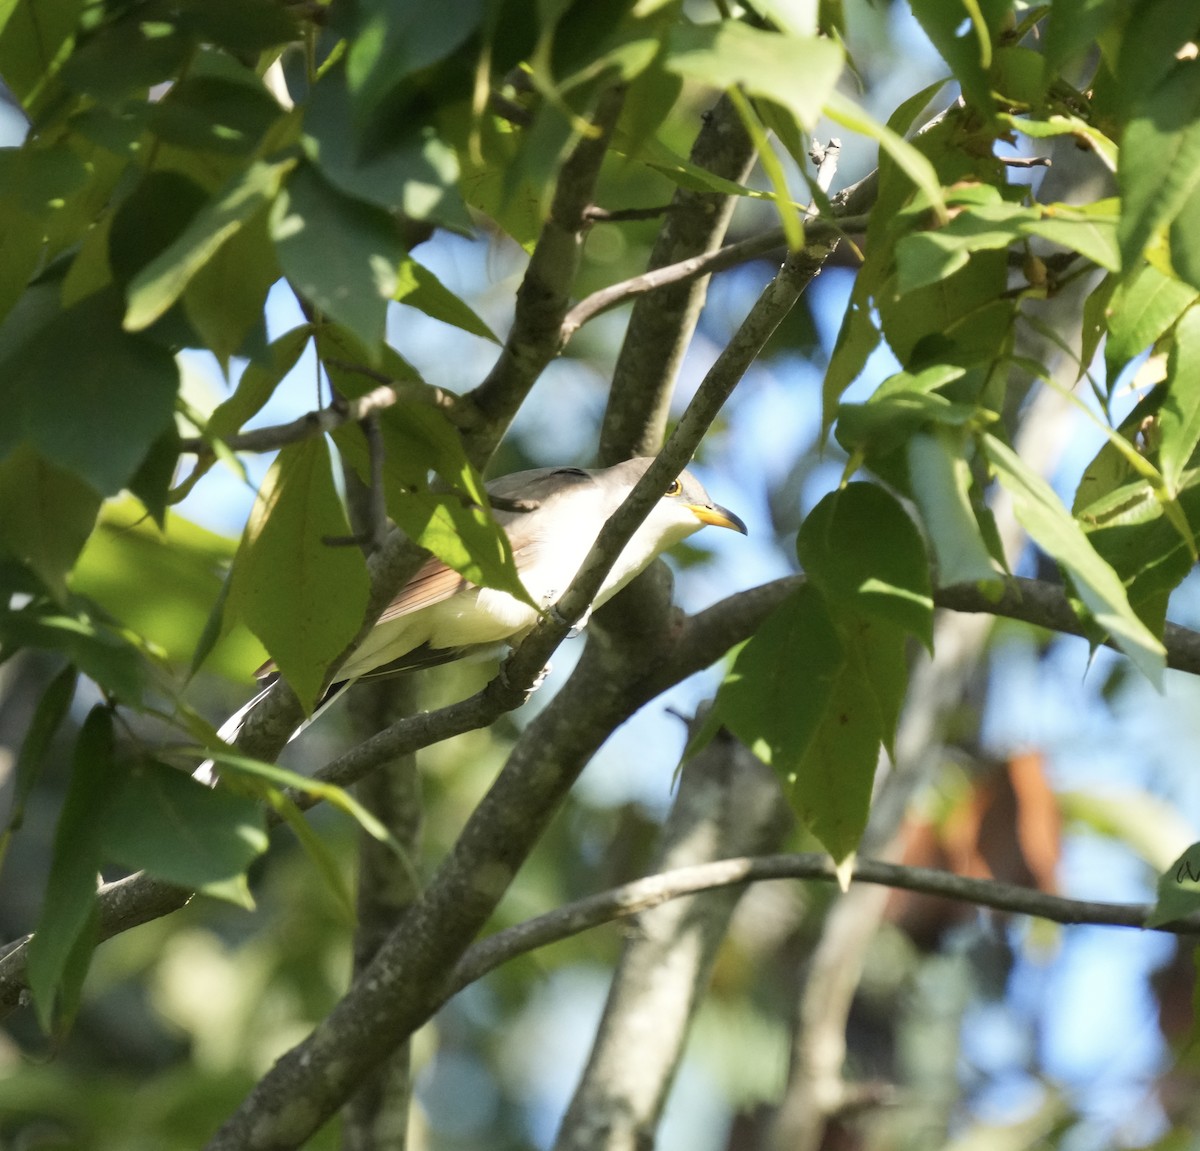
top-left (598, 92), bottom-right (755, 462)
top-left (463, 84), bottom-right (628, 461)
top-left (936, 575), bottom-right (1200, 675)
top-left (552, 732), bottom-right (790, 1151)
top-left (563, 214), bottom-right (870, 345)
top-left (204, 212), bottom-right (840, 1140)
top-left (4, 574), bottom-right (1198, 1020)
top-left (445, 853), bottom-right (1200, 1000)
top-left (177, 381), bottom-right (457, 456)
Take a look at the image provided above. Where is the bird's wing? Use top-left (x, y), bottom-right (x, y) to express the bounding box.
top-left (253, 556), bottom-right (469, 681)
top-left (376, 555), bottom-right (470, 624)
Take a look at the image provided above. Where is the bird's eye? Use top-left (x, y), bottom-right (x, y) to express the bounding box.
top-left (665, 479), bottom-right (682, 497)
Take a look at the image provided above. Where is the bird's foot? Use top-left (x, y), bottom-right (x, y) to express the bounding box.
top-left (498, 658), bottom-right (552, 702)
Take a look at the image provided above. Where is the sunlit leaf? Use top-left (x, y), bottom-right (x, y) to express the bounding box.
top-left (125, 158), bottom-right (295, 332)
top-left (227, 438), bottom-right (371, 710)
top-left (0, 445), bottom-right (101, 599)
top-left (797, 482), bottom-right (934, 650)
top-left (665, 20), bottom-right (843, 132)
top-left (1118, 58), bottom-right (1200, 270)
top-left (907, 429), bottom-right (1004, 587)
top-left (982, 433), bottom-right (1166, 684)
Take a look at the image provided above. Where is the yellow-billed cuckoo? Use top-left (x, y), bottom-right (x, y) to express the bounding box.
top-left (200, 457), bottom-right (745, 776)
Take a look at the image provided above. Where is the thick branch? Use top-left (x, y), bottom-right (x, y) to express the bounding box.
top-left (202, 224), bottom-right (845, 1133)
top-left (205, 566), bottom-right (687, 1148)
top-left (599, 93), bottom-right (755, 462)
top-left (464, 85), bottom-right (627, 461)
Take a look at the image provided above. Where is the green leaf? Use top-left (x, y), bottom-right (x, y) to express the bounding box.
top-left (822, 296), bottom-right (880, 437)
top-left (1169, 180), bottom-right (1200, 292)
top-left (1158, 305), bottom-right (1200, 494)
top-left (1023, 202), bottom-right (1120, 273)
top-left (797, 483), bottom-right (934, 650)
top-left (991, 44), bottom-right (1046, 106)
top-left (907, 429), bottom-right (1004, 587)
top-left (72, 498), bottom-right (264, 679)
top-left (704, 584), bottom-right (843, 795)
top-left (108, 170), bottom-right (210, 284)
top-left (145, 71), bottom-right (284, 157)
top-left (183, 205), bottom-right (279, 367)
top-left (665, 21), bottom-right (844, 132)
top-left (894, 198), bottom-right (1030, 294)
top-left (795, 614), bottom-right (900, 861)
top-left (179, 0), bottom-right (300, 53)
top-left (227, 438), bottom-right (371, 710)
top-left (879, 251), bottom-right (1012, 367)
top-left (201, 749), bottom-right (407, 854)
top-left (271, 162), bottom-right (404, 356)
top-left (128, 426), bottom-right (182, 529)
top-left (1118, 59), bottom-right (1200, 270)
top-left (835, 364), bottom-right (982, 458)
top-left (0, 286), bottom-right (180, 496)
top-left (125, 158), bottom-right (294, 332)
top-left (1000, 111), bottom-right (1117, 174)
top-left (1081, 272), bottom-right (1116, 380)
top-left (59, 11), bottom-right (190, 104)
top-left (0, 0), bottom-right (83, 111)
top-left (0, 146), bottom-right (87, 321)
top-left (704, 580), bottom-right (893, 864)
top-left (332, 403), bottom-right (536, 608)
top-left (346, 0), bottom-right (484, 115)
top-left (627, 134), bottom-right (761, 199)
top-left (26, 707), bottom-right (118, 1031)
top-left (265, 790), bottom-right (356, 920)
top-left (304, 66), bottom-right (471, 227)
top-left (0, 445), bottom-right (101, 599)
top-left (982, 433), bottom-right (1166, 684)
top-left (100, 759), bottom-right (268, 896)
top-left (0, 603), bottom-right (148, 703)
top-left (1042, 0), bottom-right (1120, 81)
top-left (1104, 263), bottom-right (1198, 386)
top-left (909, 0), bottom-right (1000, 116)
top-left (393, 256), bottom-right (498, 342)
top-left (0, 664), bottom-right (77, 864)
top-left (207, 325), bottom-right (312, 440)
top-left (1147, 843), bottom-right (1200, 927)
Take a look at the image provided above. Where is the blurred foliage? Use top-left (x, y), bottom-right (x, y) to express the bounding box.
top-left (3, 0), bottom-right (1200, 1147)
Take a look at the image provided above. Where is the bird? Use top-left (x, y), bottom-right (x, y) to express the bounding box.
top-left (199, 456), bottom-right (746, 777)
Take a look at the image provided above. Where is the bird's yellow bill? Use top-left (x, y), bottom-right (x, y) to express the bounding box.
top-left (688, 504), bottom-right (748, 535)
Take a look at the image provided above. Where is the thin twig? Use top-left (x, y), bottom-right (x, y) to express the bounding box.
top-left (1000, 155), bottom-right (1052, 168)
top-left (178, 382), bottom-right (456, 456)
top-left (561, 215), bottom-right (868, 341)
top-left (446, 852), bottom-right (1200, 999)
top-left (584, 204), bottom-right (675, 222)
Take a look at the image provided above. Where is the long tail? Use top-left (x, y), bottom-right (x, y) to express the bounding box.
top-left (193, 680), bottom-right (353, 786)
